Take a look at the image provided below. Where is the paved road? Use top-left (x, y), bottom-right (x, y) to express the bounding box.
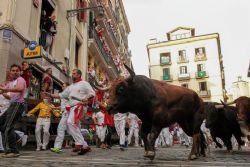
top-left (1, 145), bottom-right (250, 167)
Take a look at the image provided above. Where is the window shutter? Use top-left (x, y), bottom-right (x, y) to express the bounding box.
top-left (79, 0), bottom-right (88, 22)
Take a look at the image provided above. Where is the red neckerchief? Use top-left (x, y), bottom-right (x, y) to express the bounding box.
top-left (73, 78), bottom-right (82, 83)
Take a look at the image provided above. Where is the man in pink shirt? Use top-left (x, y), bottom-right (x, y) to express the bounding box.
top-left (0, 64), bottom-right (26, 158)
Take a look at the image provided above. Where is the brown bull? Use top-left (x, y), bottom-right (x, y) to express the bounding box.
top-left (104, 65), bottom-right (206, 160)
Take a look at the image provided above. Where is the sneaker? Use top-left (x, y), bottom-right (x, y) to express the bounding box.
top-left (78, 147), bottom-right (91, 155)
top-left (36, 147), bottom-right (41, 151)
top-left (22, 135), bottom-right (28, 146)
top-left (50, 147), bottom-right (62, 153)
top-left (42, 146), bottom-right (46, 150)
top-left (2, 152), bottom-right (20, 158)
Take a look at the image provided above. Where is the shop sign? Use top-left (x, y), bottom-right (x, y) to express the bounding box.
top-left (23, 41), bottom-right (42, 59)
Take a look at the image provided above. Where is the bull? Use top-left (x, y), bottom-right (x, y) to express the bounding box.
top-left (204, 102), bottom-right (244, 151)
top-left (103, 65), bottom-right (206, 160)
top-left (222, 96), bottom-right (250, 139)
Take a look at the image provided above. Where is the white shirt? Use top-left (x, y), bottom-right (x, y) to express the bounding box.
top-left (59, 80), bottom-right (95, 106)
top-left (93, 111), bottom-right (105, 125)
top-left (114, 113), bottom-right (127, 121)
top-left (127, 113), bottom-right (140, 128)
top-left (0, 94), bottom-right (10, 116)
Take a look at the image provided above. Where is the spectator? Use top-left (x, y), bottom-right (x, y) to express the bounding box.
top-left (26, 94), bottom-right (60, 151)
top-left (41, 68), bottom-right (53, 93)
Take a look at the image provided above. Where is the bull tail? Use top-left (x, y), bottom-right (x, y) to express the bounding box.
top-left (200, 129), bottom-right (207, 157)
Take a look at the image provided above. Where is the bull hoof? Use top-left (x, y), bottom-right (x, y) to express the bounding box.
top-left (226, 149), bottom-right (233, 153)
top-left (144, 151), bottom-right (155, 160)
top-left (189, 154), bottom-right (197, 160)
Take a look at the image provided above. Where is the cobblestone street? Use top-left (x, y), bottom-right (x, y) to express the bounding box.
top-left (1, 145), bottom-right (250, 167)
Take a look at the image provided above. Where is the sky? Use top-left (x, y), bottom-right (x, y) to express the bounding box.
top-left (123, 0), bottom-right (250, 90)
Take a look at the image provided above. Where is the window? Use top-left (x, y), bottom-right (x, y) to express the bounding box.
top-left (197, 64), bottom-right (205, 72)
top-left (181, 83), bottom-right (188, 88)
top-left (163, 68), bottom-right (170, 76)
top-left (195, 47), bottom-right (206, 58)
top-left (160, 52), bottom-right (171, 65)
top-left (199, 82), bottom-right (207, 91)
top-left (178, 50), bottom-right (186, 61)
top-left (180, 66), bottom-right (187, 74)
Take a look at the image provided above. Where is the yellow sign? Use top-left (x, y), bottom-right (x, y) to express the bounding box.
top-left (23, 46), bottom-right (42, 59)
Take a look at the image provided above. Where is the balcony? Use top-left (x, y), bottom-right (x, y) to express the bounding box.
top-left (177, 57), bottom-right (189, 64)
top-left (105, 21), bottom-right (120, 47)
top-left (88, 27), bottom-right (119, 75)
top-left (194, 54), bottom-right (207, 61)
top-left (162, 75), bottom-right (173, 81)
top-left (195, 71), bottom-right (208, 79)
top-left (198, 90), bottom-right (211, 98)
top-left (178, 73), bottom-right (190, 81)
top-left (160, 59), bottom-right (171, 66)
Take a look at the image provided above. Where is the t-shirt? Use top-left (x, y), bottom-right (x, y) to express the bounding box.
top-left (6, 76), bottom-right (26, 103)
top-left (42, 75), bottom-right (53, 92)
top-left (21, 69), bottom-right (32, 87)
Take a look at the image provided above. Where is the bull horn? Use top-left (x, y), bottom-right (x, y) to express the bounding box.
top-left (220, 100), bottom-right (235, 106)
top-left (92, 83), bottom-right (111, 91)
top-left (215, 104), bottom-right (224, 109)
top-left (124, 63), bottom-right (135, 77)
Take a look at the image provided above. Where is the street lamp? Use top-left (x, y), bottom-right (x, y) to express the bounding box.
top-left (66, 5), bottom-right (104, 19)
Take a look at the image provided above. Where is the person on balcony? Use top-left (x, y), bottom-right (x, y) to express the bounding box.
top-left (40, 11), bottom-right (57, 54)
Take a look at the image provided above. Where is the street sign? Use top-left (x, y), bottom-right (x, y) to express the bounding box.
top-left (23, 41), bottom-right (42, 59)
top-left (2, 29), bottom-right (12, 40)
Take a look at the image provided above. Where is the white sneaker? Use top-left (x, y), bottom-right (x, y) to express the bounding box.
top-left (42, 146), bottom-right (46, 150)
top-left (36, 147), bottom-right (41, 151)
top-left (22, 135), bottom-right (28, 146)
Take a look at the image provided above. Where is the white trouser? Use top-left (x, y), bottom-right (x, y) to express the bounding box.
top-left (0, 132), bottom-right (3, 151)
top-left (54, 112), bottom-right (70, 149)
top-left (162, 128), bottom-right (171, 145)
top-left (96, 125), bottom-right (107, 142)
top-left (67, 106), bottom-right (88, 147)
top-left (127, 127), bottom-right (139, 146)
top-left (114, 119), bottom-right (126, 145)
top-left (35, 118), bottom-right (51, 148)
top-left (155, 131), bottom-right (165, 147)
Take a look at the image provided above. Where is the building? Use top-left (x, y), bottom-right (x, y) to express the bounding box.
top-left (147, 27), bottom-right (225, 102)
top-left (87, 0), bottom-right (132, 85)
top-left (230, 76), bottom-right (249, 100)
top-left (0, 0), bottom-right (91, 96)
top-left (0, 0), bottom-right (132, 96)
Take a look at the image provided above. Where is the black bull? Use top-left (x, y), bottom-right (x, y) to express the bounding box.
top-left (106, 73), bottom-right (206, 160)
top-left (204, 102), bottom-right (244, 151)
